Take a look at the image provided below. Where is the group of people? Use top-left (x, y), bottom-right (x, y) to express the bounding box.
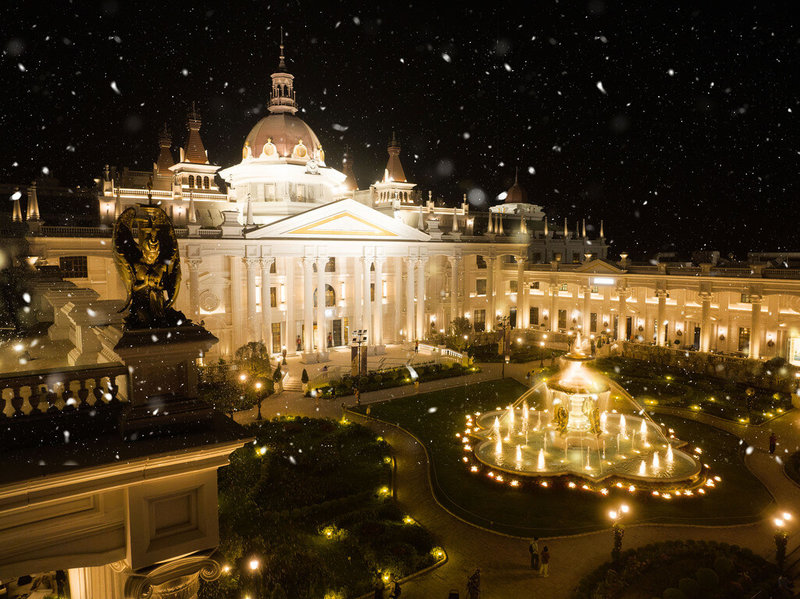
top-left (373, 575), bottom-right (401, 598)
top-left (529, 537), bottom-right (551, 577)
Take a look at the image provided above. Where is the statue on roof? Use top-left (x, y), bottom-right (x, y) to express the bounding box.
top-left (113, 204), bottom-right (185, 328)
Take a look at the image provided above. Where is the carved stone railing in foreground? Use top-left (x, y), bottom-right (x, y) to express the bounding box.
top-left (0, 363), bottom-right (128, 418)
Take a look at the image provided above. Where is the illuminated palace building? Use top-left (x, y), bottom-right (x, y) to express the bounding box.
top-left (9, 44), bottom-right (800, 365)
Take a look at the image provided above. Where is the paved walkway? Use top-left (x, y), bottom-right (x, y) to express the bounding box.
top-left (234, 362), bottom-right (800, 599)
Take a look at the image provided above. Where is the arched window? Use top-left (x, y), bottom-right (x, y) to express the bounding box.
top-left (188, 175), bottom-right (194, 188)
top-left (313, 284), bottom-right (336, 307)
top-left (325, 258), bottom-right (336, 272)
top-left (203, 176), bottom-right (210, 189)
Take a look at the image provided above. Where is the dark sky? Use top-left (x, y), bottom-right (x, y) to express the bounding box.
top-left (1, 1), bottom-right (797, 257)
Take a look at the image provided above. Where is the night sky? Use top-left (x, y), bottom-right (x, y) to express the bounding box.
top-left (1, 1), bottom-right (797, 258)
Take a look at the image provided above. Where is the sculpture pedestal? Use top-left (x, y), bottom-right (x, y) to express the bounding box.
top-left (113, 324), bottom-right (218, 406)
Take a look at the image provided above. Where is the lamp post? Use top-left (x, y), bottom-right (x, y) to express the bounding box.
top-left (254, 381), bottom-right (263, 421)
top-left (496, 315), bottom-right (511, 378)
top-left (248, 556), bottom-right (262, 598)
top-left (352, 329), bottom-right (368, 401)
top-left (608, 503), bottom-right (630, 562)
top-left (774, 511), bottom-right (792, 569)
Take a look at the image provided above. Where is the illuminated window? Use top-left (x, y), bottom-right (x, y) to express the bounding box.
top-left (188, 175), bottom-right (194, 188)
top-left (313, 284), bottom-right (336, 307)
top-left (203, 176), bottom-right (210, 189)
top-left (740, 293), bottom-right (751, 303)
top-left (474, 309), bottom-right (486, 332)
top-left (530, 306), bottom-right (539, 325)
top-left (560, 283), bottom-right (568, 292)
top-left (509, 280), bottom-right (518, 293)
top-left (325, 258), bottom-right (336, 272)
top-left (530, 281), bottom-right (540, 290)
top-left (59, 256), bottom-right (88, 278)
top-left (270, 287), bottom-right (277, 308)
top-left (476, 279), bottom-right (487, 296)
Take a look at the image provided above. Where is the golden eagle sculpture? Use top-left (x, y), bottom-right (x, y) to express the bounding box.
top-left (112, 204), bottom-right (186, 328)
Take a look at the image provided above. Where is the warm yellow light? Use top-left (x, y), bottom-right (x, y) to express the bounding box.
top-left (783, 512), bottom-right (793, 521)
top-left (239, 373), bottom-right (247, 382)
top-left (775, 518), bottom-right (785, 528)
top-left (620, 504), bottom-right (630, 514)
top-left (609, 510), bottom-right (617, 520)
top-left (248, 558), bottom-right (260, 571)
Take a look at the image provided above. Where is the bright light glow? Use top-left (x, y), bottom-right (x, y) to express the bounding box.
top-left (248, 558), bottom-right (260, 571)
top-left (620, 504), bottom-right (630, 514)
top-left (609, 510), bottom-right (617, 520)
top-left (592, 277), bottom-right (615, 286)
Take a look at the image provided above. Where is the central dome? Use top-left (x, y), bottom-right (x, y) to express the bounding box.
top-left (244, 113), bottom-right (322, 160)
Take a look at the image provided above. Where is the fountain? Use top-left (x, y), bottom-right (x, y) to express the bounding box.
top-left (467, 333), bottom-right (703, 487)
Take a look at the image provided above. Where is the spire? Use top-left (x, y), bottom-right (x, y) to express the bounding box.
top-left (385, 131), bottom-right (407, 182)
top-left (504, 167), bottom-right (528, 204)
top-left (342, 150), bottom-right (358, 191)
top-left (563, 217), bottom-right (568, 238)
top-left (11, 191), bottom-right (21, 222)
top-left (544, 219), bottom-right (549, 236)
top-left (183, 103), bottom-right (209, 164)
top-left (156, 124), bottom-right (175, 174)
top-left (498, 213), bottom-right (504, 235)
top-left (600, 219), bottom-right (605, 238)
top-left (582, 219), bottom-right (587, 238)
top-left (27, 182), bottom-right (40, 221)
top-left (268, 30), bottom-right (298, 114)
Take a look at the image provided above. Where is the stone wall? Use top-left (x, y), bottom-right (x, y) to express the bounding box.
top-left (619, 341), bottom-right (799, 393)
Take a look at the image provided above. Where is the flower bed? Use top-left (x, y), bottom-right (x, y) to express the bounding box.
top-left (572, 540), bottom-right (780, 599)
top-left (308, 362), bottom-right (477, 398)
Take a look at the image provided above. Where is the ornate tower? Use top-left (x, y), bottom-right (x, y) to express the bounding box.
top-left (268, 29), bottom-right (298, 115)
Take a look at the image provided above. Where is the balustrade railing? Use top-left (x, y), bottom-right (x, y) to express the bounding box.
top-left (0, 363), bottom-right (128, 418)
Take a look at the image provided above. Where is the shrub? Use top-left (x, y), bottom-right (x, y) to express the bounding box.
top-left (677, 577), bottom-right (700, 598)
top-left (662, 589), bottom-right (686, 599)
top-left (713, 556), bottom-right (734, 579)
top-left (694, 568), bottom-right (718, 590)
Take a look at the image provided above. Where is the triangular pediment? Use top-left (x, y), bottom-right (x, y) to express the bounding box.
top-left (244, 199), bottom-right (431, 241)
top-left (574, 259), bottom-right (626, 274)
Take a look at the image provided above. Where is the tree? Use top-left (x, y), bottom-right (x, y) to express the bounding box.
top-left (200, 360), bottom-right (246, 419)
top-left (448, 316), bottom-right (473, 351)
top-left (234, 342), bottom-right (273, 420)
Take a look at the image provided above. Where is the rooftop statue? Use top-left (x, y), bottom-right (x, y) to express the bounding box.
top-left (113, 204), bottom-right (186, 329)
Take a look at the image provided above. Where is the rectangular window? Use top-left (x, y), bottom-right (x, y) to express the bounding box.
top-left (271, 323), bottom-right (282, 353)
top-left (59, 256), bottom-right (88, 278)
top-left (740, 293), bottom-right (751, 303)
top-left (474, 309), bottom-right (486, 332)
top-left (476, 279), bottom-right (487, 296)
top-left (558, 309), bottom-right (567, 331)
top-left (560, 283), bottom-right (568, 292)
top-left (476, 255), bottom-right (487, 269)
top-left (590, 312), bottom-right (598, 333)
top-left (509, 280), bottom-right (518, 293)
top-left (738, 327), bottom-right (751, 353)
top-left (370, 283), bottom-right (375, 302)
top-left (591, 286), bottom-right (599, 294)
top-left (530, 306), bottom-right (539, 326)
top-left (270, 287), bottom-right (278, 308)
top-left (530, 281), bottom-right (540, 290)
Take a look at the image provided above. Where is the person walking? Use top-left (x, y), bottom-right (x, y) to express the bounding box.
top-left (769, 431), bottom-right (777, 455)
top-left (466, 568), bottom-right (480, 599)
top-left (387, 576), bottom-right (401, 598)
top-left (539, 546), bottom-right (550, 577)
top-left (528, 537), bottom-right (540, 570)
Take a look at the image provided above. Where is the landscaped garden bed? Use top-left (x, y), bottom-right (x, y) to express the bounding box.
top-left (572, 540), bottom-right (781, 599)
top-left (199, 417), bottom-right (439, 599)
top-left (308, 361), bottom-right (477, 398)
top-left (354, 379), bottom-right (773, 537)
top-left (595, 356), bottom-right (793, 424)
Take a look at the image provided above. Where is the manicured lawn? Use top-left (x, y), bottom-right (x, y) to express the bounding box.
top-left (357, 379), bottom-right (773, 537)
top-left (200, 417), bottom-right (438, 599)
top-left (595, 357), bottom-right (793, 424)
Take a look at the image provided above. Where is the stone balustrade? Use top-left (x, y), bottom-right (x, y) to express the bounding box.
top-left (0, 363), bottom-right (128, 418)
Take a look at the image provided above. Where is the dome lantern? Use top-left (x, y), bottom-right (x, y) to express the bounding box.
top-left (268, 28), bottom-right (298, 115)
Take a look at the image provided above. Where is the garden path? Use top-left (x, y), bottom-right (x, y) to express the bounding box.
top-left (235, 361), bottom-right (800, 598)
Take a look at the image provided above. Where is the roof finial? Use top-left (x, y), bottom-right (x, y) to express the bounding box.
top-left (514, 166), bottom-right (519, 185)
top-left (278, 26), bottom-right (286, 70)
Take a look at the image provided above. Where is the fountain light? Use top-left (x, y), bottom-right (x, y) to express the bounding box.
top-left (620, 414), bottom-right (628, 438)
top-left (522, 401), bottom-right (529, 423)
top-left (538, 448), bottom-right (546, 471)
top-left (638, 460), bottom-right (647, 476)
top-left (652, 451), bottom-right (660, 470)
top-left (495, 436), bottom-right (502, 457)
top-left (600, 411), bottom-right (607, 434)
top-left (666, 444), bottom-right (674, 464)
top-left (516, 444), bottom-right (522, 466)
top-left (493, 417), bottom-right (501, 440)
top-left (640, 419), bottom-right (648, 444)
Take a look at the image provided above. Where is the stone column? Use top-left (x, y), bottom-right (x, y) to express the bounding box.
top-left (656, 289), bottom-right (667, 346)
top-left (617, 287), bottom-right (628, 341)
top-left (582, 285), bottom-right (591, 334)
top-left (394, 257), bottom-right (403, 343)
top-left (316, 256), bottom-right (328, 358)
top-left (374, 257), bottom-right (384, 347)
top-left (699, 291), bottom-right (712, 352)
top-left (285, 257), bottom-right (296, 353)
top-left (549, 283), bottom-right (559, 332)
top-left (303, 257), bottom-right (314, 354)
top-left (516, 256), bottom-right (525, 328)
top-left (406, 257), bottom-right (415, 342)
top-left (186, 258), bottom-right (202, 322)
top-left (363, 256), bottom-right (373, 345)
top-left (416, 257), bottom-right (427, 340)
top-left (486, 255), bottom-right (496, 332)
top-left (230, 256), bottom-right (244, 352)
top-left (244, 257), bottom-right (259, 342)
top-left (354, 255), bottom-right (363, 333)
top-left (750, 295), bottom-right (763, 358)
top-left (261, 258), bottom-right (273, 352)
top-left (448, 254), bottom-right (460, 327)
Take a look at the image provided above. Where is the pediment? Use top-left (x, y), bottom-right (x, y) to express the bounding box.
top-left (574, 259), bottom-right (626, 274)
top-left (244, 199), bottom-right (430, 241)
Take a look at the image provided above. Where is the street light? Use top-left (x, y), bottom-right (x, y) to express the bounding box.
top-left (609, 503), bottom-right (630, 562)
top-left (247, 557), bottom-right (262, 598)
top-left (774, 511), bottom-right (792, 569)
top-left (254, 381), bottom-right (263, 420)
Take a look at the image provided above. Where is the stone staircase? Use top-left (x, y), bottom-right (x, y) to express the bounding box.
top-left (280, 375), bottom-right (303, 393)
